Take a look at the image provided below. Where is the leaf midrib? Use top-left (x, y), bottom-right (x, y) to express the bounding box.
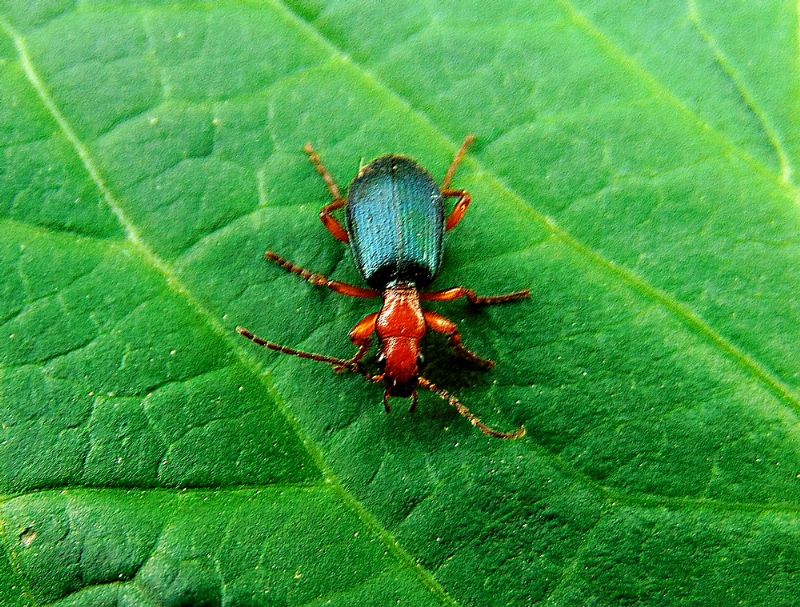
top-left (267, 0), bottom-right (800, 416)
top-left (0, 18), bottom-right (460, 607)
top-left (8, 208), bottom-right (798, 517)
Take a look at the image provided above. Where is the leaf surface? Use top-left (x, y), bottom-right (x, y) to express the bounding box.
top-left (1, 1), bottom-right (799, 605)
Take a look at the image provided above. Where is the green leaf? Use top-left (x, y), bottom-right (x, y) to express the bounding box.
top-left (1, 1), bottom-right (799, 605)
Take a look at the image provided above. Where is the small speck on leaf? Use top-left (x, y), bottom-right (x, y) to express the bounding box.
top-left (20, 527), bottom-right (37, 548)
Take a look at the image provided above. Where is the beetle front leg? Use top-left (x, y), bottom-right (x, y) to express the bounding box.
top-left (421, 286), bottom-right (530, 306)
top-left (334, 312), bottom-right (378, 372)
top-left (409, 390), bottom-right (419, 414)
top-left (423, 311), bottom-right (494, 369)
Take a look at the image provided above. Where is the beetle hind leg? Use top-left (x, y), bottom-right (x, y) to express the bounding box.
top-left (304, 142), bottom-right (350, 243)
top-left (441, 136), bottom-right (477, 231)
top-left (304, 142), bottom-right (342, 199)
top-left (442, 189), bottom-right (472, 231)
top-left (442, 134), bottom-right (476, 190)
top-left (320, 198), bottom-right (349, 243)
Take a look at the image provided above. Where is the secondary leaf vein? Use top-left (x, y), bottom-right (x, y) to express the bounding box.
top-left (558, 0), bottom-right (798, 196)
top-left (687, 0), bottom-right (794, 185)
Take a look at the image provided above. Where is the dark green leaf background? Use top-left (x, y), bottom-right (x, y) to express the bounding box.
top-left (1, 1), bottom-right (799, 605)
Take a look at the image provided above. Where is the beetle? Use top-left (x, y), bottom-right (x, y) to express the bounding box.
top-left (237, 136), bottom-right (529, 439)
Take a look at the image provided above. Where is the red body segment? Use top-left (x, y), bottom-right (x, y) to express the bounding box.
top-left (376, 284), bottom-right (426, 396)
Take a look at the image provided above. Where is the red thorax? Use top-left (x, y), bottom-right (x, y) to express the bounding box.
top-left (376, 282), bottom-right (425, 396)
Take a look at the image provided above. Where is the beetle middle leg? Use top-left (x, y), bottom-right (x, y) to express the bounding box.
top-left (421, 286), bottom-right (530, 306)
top-left (423, 310), bottom-right (494, 369)
top-left (265, 252), bottom-right (379, 299)
top-left (304, 142), bottom-right (350, 243)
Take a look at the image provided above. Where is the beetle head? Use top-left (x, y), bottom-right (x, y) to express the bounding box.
top-left (376, 337), bottom-right (424, 397)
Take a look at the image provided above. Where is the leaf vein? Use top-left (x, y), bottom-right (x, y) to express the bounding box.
top-left (0, 517), bottom-right (41, 606)
top-left (268, 0), bottom-right (800, 419)
top-left (558, 0), bottom-right (797, 196)
top-left (542, 510), bottom-right (607, 603)
top-left (297, 567), bottom-right (409, 607)
top-left (687, 0), bottom-right (794, 185)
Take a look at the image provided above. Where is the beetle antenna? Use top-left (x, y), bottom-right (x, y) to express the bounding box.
top-left (237, 326), bottom-right (358, 370)
top-left (417, 377), bottom-right (525, 440)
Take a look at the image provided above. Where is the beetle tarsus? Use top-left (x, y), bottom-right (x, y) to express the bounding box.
top-left (422, 287), bottom-right (531, 306)
top-left (265, 251), bottom-right (378, 299)
top-left (442, 134), bottom-right (476, 190)
top-left (304, 142), bottom-right (342, 200)
top-left (467, 289), bottom-right (531, 306)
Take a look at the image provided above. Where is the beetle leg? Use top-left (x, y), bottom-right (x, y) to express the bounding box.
top-left (334, 343), bottom-right (371, 374)
top-left (423, 310), bottom-right (495, 369)
top-left (442, 189), bottom-right (473, 231)
top-left (441, 135), bottom-right (476, 230)
top-left (304, 142), bottom-right (343, 199)
top-left (421, 286), bottom-right (530, 305)
top-left (265, 252), bottom-right (379, 299)
top-left (383, 392), bottom-right (392, 413)
top-left (442, 134), bottom-right (476, 190)
top-left (320, 198), bottom-right (350, 243)
top-left (335, 313), bottom-right (377, 372)
top-left (304, 143), bottom-right (350, 243)
top-left (409, 390), bottom-right (418, 414)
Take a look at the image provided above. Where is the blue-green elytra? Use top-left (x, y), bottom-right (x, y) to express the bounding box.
top-left (237, 136), bottom-right (529, 439)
